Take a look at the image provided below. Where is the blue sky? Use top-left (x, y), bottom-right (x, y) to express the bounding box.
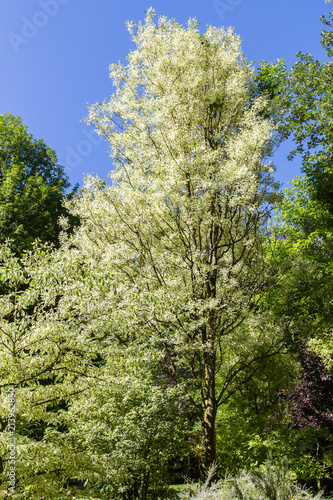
top-left (1, 0), bottom-right (331, 191)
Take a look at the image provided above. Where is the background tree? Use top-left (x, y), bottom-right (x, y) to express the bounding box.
top-left (285, 12), bottom-right (333, 213)
top-left (214, 350), bottom-right (294, 474)
top-left (263, 181), bottom-right (333, 485)
top-left (266, 345), bottom-right (333, 491)
top-left (0, 113), bottom-right (76, 255)
top-left (265, 12), bottom-right (333, 362)
top-left (267, 177), bottom-right (333, 362)
top-left (258, 12), bottom-right (333, 489)
top-left (66, 10), bottom-right (284, 475)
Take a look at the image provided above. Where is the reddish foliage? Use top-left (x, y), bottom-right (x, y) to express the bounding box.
top-left (281, 345), bottom-right (333, 431)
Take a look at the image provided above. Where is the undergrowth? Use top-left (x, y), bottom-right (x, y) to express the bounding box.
top-left (176, 458), bottom-right (325, 500)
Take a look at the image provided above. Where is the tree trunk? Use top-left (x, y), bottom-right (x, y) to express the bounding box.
top-left (316, 441), bottom-right (324, 491)
top-left (202, 346), bottom-right (217, 475)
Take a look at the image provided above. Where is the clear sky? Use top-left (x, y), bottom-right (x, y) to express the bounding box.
top-left (1, 0), bottom-right (331, 191)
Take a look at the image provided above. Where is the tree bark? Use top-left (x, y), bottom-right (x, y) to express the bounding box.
top-left (202, 344), bottom-right (217, 475)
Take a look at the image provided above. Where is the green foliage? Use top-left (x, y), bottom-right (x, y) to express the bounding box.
top-left (0, 240), bottom-right (193, 498)
top-left (284, 14), bottom-right (333, 215)
top-left (266, 176), bottom-right (333, 362)
top-left (178, 459), bottom-right (324, 500)
top-left (253, 60), bottom-right (287, 103)
top-left (61, 372), bottom-right (190, 499)
top-left (0, 113), bottom-right (76, 255)
top-left (270, 11), bottom-right (333, 365)
top-left (4, 9), bottom-right (333, 499)
top-left (263, 178), bottom-right (333, 482)
top-left (252, 59), bottom-right (289, 133)
top-left (237, 429), bottom-right (332, 490)
top-left (0, 243), bottom-right (102, 498)
top-left (215, 353), bottom-right (295, 474)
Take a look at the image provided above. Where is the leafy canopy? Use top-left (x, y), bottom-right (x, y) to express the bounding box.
top-left (0, 113), bottom-right (75, 254)
top-left (66, 8), bottom-right (284, 475)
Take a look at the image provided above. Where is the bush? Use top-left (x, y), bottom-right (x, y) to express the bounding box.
top-left (177, 458), bottom-right (325, 500)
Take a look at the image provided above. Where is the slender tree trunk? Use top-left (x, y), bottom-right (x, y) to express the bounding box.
top-left (202, 345), bottom-right (217, 474)
top-left (316, 441), bottom-right (324, 490)
top-left (202, 236), bottom-right (218, 475)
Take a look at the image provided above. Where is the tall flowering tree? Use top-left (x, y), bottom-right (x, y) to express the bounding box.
top-left (68, 10), bottom-right (283, 472)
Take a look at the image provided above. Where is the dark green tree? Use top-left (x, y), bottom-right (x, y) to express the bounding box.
top-left (0, 113), bottom-right (76, 254)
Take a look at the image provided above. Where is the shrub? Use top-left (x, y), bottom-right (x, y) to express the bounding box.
top-left (177, 458), bottom-right (324, 500)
